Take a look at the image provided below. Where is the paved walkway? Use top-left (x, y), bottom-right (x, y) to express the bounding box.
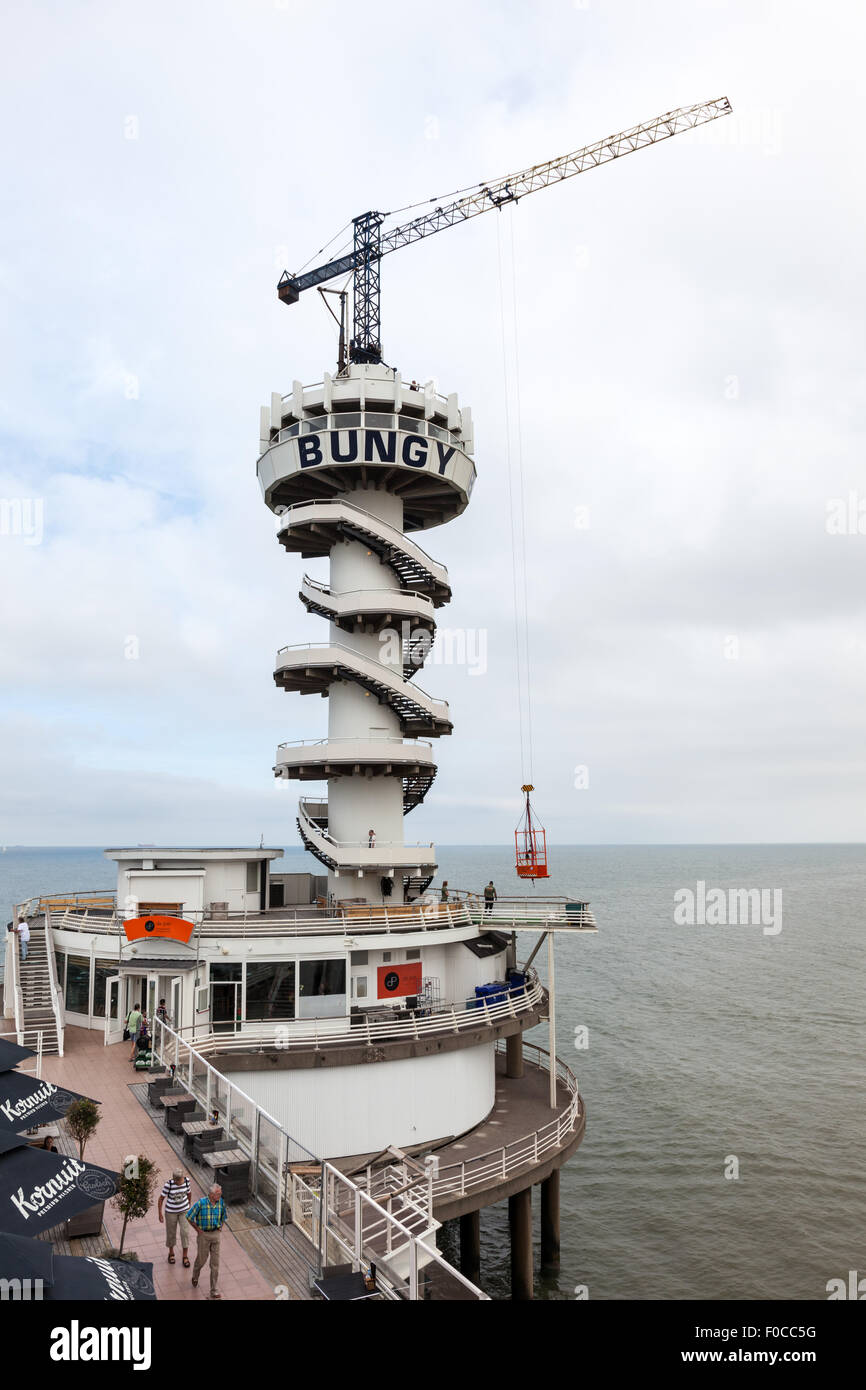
top-left (39, 1026), bottom-right (274, 1302)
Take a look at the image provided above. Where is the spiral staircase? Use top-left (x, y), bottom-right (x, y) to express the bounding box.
top-left (258, 365), bottom-right (476, 906)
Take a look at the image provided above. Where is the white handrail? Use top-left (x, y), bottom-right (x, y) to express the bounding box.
top-left (165, 972), bottom-right (543, 1053)
top-left (43, 926), bottom-right (65, 1057)
top-left (300, 574), bottom-right (434, 608)
top-left (430, 1043), bottom-right (581, 1200)
top-left (277, 499), bottom-right (449, 585)
top-left (298, 799), bottom-right (434, 852)
top-left (278, 735), bottom-right (432, 749)
top-left (274, 641), bottom-right (449, 717)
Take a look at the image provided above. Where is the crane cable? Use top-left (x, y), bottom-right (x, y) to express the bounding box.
top-left (496, 212), bottom-right (534, 787)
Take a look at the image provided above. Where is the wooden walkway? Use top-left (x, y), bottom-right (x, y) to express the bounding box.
top-left (127, 1080), bottom-right (317, 1300)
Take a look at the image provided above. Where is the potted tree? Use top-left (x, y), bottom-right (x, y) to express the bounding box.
top-left (106, 1154), bottom-right (159, 1262)
top-left (64, 1097), bottom-right (101, 1160)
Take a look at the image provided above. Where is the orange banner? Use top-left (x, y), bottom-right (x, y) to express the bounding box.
top-left (123, 915), bottom-right (194, 944)
top-left (377, 962), bottom-right (422, 999)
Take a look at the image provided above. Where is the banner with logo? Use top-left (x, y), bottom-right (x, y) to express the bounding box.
top-left (123, 915), bottom-right (194, 944)
top-left (377, 963), bottom-right (422, 999)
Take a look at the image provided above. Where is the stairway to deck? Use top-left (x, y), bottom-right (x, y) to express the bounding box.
top-left (17, 925), bottom-right (61, 1054)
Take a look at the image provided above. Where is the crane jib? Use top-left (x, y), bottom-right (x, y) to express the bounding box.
top-left (276, 95), bottom-right (732, 364)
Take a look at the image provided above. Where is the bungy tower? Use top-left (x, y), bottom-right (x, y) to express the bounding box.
top-left (258, 366), bottom-right (475, 905)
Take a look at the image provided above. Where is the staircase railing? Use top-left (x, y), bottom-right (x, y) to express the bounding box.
top-left (43, 926), bottom-right (65, 1057)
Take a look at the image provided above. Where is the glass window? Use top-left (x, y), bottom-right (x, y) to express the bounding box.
top-left (298, 958), bottom-right (347, 1019)
top-left (355, 976), bottom-right (368, 999)
top-left (332, 412), bottom-right (361, 429)
top-left (365, 412), bottom-right (395, 429)
top-left (65, 956), bottom-right (90, 1014)
top-left (92, 960), bottom-right (118, 1019)
top-left (246, 861), bottom-right (259, 893)
top-left (55, 952), bottom-right (66, 991)
top-left (245, 961), bottom-right (295, 1021)
top-left (210, 962), bottom-right (242, 981)
top-left (400, 417), bottom-right (422, 434)
top-left (302, 416), bottom-right (327, 433)
top-left (300, 959), bottom-right (346, 996)
top-left (406, 949), bottom-right (421, 961)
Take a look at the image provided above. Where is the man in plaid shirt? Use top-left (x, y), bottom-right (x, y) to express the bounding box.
top-left (187, 1183), bottom-right (227, 1299)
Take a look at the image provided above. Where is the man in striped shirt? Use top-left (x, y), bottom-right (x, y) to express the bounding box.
top-left (187, 1184), bottom-right (227, 1299)
top-left (158, 1167), bottom-right (192, 1267)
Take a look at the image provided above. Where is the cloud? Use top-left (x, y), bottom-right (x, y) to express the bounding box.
top-left (1, 0), bottom-right (865, 848)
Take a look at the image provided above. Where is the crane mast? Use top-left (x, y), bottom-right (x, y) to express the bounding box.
top-left (278, 95), bottom-right (732, 366)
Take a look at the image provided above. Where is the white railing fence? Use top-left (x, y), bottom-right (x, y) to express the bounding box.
top-left (167, 969), bottom-right (543, 1052)
top-left (150, 1018), bottom-right (486, 1300)
top-left (431, 1041), bottom-right (581, 1201)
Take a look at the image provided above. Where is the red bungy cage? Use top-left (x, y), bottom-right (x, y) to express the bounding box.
top-left (514, 784), bottom-right (549, 880)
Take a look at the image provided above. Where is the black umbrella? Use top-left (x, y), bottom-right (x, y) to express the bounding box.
top-left (0, 1070), bottom-right (99, 1134)
top-left (0, 1132), bottom-right (118, 1236)
top-left (0, 1231), bottom-right (156, 1301)
top-left (0, 1039), bottom-right (36, 1072)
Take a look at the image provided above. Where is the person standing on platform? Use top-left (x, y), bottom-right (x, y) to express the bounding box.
top-left (484, 881), bottom-right (497, 914)
top-left (187, 1183), bottom-right (227, 1299)
top-left (16, 919), bottom-right (30, 960)
top-left (158, 1167), bottom-right (192, 1267)
top-left (126, 1002), bottom-right (143, 1061)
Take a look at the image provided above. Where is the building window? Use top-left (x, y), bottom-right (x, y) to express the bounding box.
top-left (246, 861), bottom-right (259, 893)
top-left (382, 951), bottom-right (392, 962)
top-left (298, 958), bottom-right (347, 1019)
top-left (406, 949), bottom-right (421, 961)
top-left (55, 952), bottom-right (66, 991)
top-left (92, 960), bottom-right (119, 1019)
top-left (355, 976), bottom-right (368, 999)
top-left (351, 950), bottom-right (368, 965)
top-left (65, 956), bottom-right (91, 1015)
top-left (245, 961), bottom-right (295, 1021)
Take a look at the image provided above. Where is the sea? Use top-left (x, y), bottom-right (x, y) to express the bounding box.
top-left (2, 842), bottom-right (863, 1301)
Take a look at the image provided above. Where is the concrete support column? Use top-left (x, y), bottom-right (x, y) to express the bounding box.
top-left (509, 1187), bottom-right (533, 1300)
top-left (505, 1030), bottom-right (524, 1079)
top-left (540, 1168), bottom-right (561, 1272)
top-left (459, 1210), bottom-right (480, 1285)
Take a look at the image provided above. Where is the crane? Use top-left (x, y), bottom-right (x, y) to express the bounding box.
top-left (277, 96), bottom-right (732, 367)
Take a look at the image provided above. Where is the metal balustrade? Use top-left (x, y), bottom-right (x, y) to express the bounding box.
top-left (157, 969), bottom-right (544, 1053)
top-left (430, 1042), bottom-right (582, 1201)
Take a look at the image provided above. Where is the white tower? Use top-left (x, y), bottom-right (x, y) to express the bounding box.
top-left (258, 364), bottom-right (475, 905)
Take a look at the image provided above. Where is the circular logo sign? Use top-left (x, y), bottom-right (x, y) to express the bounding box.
top-left (52, 1088), bottom-right (79, 1113)
top-left (144, 919), bottom-right (156, 933)
top-left (76, 1168), bottom-right (117, 1200)
top-left (117, 1263), bottom-right (156, 1297)
top-left (383, 971), bottom-right (400, 993)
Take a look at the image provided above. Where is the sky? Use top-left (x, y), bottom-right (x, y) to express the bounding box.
top-left (0, 0), bottom-right (864, 847)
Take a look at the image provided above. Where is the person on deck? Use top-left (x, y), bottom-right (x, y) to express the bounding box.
top-left (187, 1183), bottom-right (228, 1300)
top-left (158, 1167), bottom-right (192, 1267)
top-left (16, 919), bottom-right (30, 960)
top-left (483, 881), bottom-right (497, 914)
top-left (440, 881), bottom-right (450, 903)
top-left (126, 1002), bottom-right (143, 1061)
